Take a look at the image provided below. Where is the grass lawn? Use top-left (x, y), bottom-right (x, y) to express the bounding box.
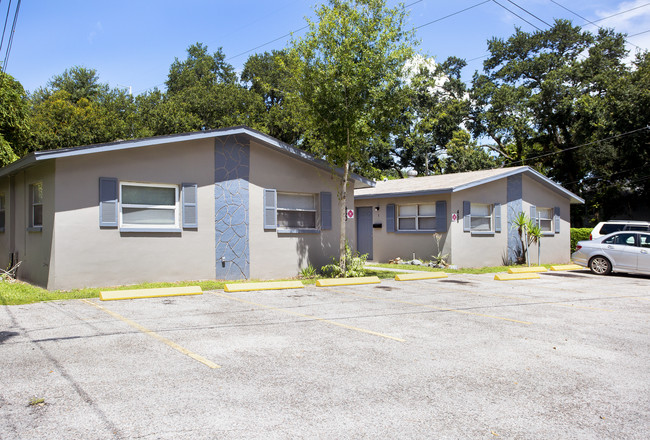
top-left (0, 270), bottom-right (401, 306)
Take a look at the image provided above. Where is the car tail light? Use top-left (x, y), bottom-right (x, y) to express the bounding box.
top-left (589, 234), bottom-right (592, 240)
top-left (576, 245), bottom-right (582, 251)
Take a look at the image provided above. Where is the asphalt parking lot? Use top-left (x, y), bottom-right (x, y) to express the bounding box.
top-left (1, 270), bottom-right (649, 439)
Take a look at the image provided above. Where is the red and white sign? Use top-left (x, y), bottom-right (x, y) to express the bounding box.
top-left (451, 213), bottom-right (458, 222)
top-left (347, 209), bottom-right (355, 219)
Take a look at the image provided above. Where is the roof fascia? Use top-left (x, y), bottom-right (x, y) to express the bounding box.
top-left (354, 188), bottom-right (452, 200)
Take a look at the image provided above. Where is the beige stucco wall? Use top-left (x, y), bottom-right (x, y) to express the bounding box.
top-left (450, 179), bottom-right (509, 267)
top-left (0, 163), bottom-right (56, 287)
top-left (354, 194), bottom-right (451, 263)
top-left (249, 140), bottom-right (354, 279)
top-left (522, 175), bottom-right (572, 264)
top-left (49, 139), bottom-right (216, 290)
top-left (0, 177), bottom-right (10, 270)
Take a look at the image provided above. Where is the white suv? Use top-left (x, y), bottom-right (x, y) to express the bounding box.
top-left (590, 220), bottom-right (650, 240)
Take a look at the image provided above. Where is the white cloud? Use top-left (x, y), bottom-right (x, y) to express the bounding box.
top-left (88, 21), bottom-right (103, 44)
top-left (595, 0), bottom-right (650, 54)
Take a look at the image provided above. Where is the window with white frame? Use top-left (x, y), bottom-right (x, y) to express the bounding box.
top-left (470, 203), bottom-right (492, 232)
top-left (0, 194), bottom-right (5, 232)
top-left (119, 182), bottom-right (179, 229)
top-left (277, 192), bottom-right (317, 229)
top-left (30, 183), bottom-right (43, 228)
top-left (536, 207), bottom-right (553, 233)
top-left (398, 204), bottom-right (436, 231)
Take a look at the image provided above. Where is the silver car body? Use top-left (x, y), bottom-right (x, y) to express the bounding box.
top-left (572, 231), bottom-right (650, 275)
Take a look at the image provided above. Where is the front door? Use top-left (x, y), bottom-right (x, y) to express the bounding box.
top-left (356, 207), bottom-right (373, 260)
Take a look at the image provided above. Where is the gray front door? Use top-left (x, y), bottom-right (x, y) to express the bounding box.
top-left (356, 207), bottom-right (373, 260)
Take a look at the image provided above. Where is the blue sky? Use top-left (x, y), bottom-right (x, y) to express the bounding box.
top-left (3, 0), bottom-right (649, 94)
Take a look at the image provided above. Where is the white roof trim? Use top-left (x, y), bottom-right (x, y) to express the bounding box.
top-left (0, 126), bottom-right (375, 188)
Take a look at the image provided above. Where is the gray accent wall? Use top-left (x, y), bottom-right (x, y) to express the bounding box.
top-left (507, 174), bottom-right (523, 264)
top-left (214, 135), bottom-right (250, 280)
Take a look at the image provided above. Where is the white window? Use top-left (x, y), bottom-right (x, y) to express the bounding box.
top-left (30, 183), bottom-right (43, 228)
top-left (537, 207), bottom-right (553, 233)
top-left (398, 204), bottom-right (435, 231)
top-left (277, 192), bottom-right (317, 229)
top-left (120, 182), bottom-right (179, 230)
top-left (470, 203), bottom-right (492, 232)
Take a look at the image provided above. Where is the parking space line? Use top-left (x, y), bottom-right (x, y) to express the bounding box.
top-left (325, 289), bottom-right (532, 325)
top-left (80, 299), bottom-right (221, 369)
top-left (211, 292), bottom-right (406, 342)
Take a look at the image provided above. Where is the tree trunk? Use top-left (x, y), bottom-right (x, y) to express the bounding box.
top-left (339, 157), bottom-right (350, 273)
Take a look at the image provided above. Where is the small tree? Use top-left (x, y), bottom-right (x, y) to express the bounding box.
top-left (289, 0), bottom-right (415, 272)
top-left (510, 212), bottom-right (541, 266)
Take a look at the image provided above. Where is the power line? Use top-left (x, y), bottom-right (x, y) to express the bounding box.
top-left (491, 0), bottom-right (542, 31)
top-left (503, 0), bottom-right (551, 28)
top-left (1, 0), bottom-right (19, 73)
top-left (413, 0), bottom-right (490, 30)
top-left (0, 0), bottom-right (13, 55)
top-left (549, 0), bottom-right (643, 51)
top-left (505, 126), bottom-right (650, 166)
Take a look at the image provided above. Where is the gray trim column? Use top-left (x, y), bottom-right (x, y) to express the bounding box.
top-left (214, 135), bottom-right (250, 280)
top-left (507, 174), bottom-right (523, 264)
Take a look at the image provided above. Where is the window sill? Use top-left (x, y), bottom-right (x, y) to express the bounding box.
top-left (277, 228), bottom-right (320, 234)
top-left (27, 226), bottom-right (43, 232)
top-left (542, 232), bottom-right (554, 236)
top-left (120, 227), bottom-right (182, 233)
top-left (470, 231), bottom-right (494, 236)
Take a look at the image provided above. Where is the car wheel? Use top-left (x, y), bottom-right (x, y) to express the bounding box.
top-left (589, 256), bottom-right (612, 275)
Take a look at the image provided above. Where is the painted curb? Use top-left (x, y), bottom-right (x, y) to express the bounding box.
top-left (224, 281), bottom-right (304, 292)
top-left (508, 267), bottom-right (548, 274)
top-left (316, 276), bottom-right (381, 287)
top-left (100, 286), bottom-right (203, 301)
top-left (395, 272), bottom-right (448, 281)
top-left (494, 273), bottom-right (541, 281)
top-left (550, 264), bottom-right (584, 271)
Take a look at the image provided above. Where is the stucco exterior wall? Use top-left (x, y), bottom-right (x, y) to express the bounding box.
top-left (249, 140), bottom-right (353, 279)
top-left (522, 175), bottom-right (572, 264)
top-left (49, 139), bottom-right (216, 290)
top-left (450, 179), bottom-right (509, 267)
top-left (0, 177), bottom-right (10, 270)
top-left (0, 163), bottom-right (56, 287)
top-left (355, 194), bottom-right (451, 263)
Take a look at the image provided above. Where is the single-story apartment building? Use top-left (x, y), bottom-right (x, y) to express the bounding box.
top-left (354, 166), bottom-right (584, 267)
top-left (0, 126), bottom-right (372, 290)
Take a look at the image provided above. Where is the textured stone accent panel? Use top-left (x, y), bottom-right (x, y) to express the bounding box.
top-left (214, 135), bottom-right (250, 280)
top-left (507, 174), bottom-right (523, 264)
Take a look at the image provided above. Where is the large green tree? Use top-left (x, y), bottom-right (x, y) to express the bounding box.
top-left (469, 20), bottom-right (648, 224)
top-left (0, 72), bottom-right (29, 164)
top-left (29, 67), bottom-right (137, 151)
top-left (163, 43), bottom-right (264, 132)
top-left (289, 0), bottom-right (415, 268)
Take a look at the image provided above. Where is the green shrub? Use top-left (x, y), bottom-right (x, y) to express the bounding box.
top-left (570, 228), bottom-right (592, 253)
top-left (320, 243), bottom-right (368, 278)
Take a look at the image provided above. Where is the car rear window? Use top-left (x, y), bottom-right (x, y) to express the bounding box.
top-left (624, 225), bottom-right (650, 231)
top-left (599, 224), bottom-right (626, 235)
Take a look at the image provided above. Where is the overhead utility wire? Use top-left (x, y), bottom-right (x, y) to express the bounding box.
top-left (414, 0), bottom-right (490, 30)
top-left (1, 0), bottom-right (19, 73)
top-left (0, 0), bottom-right (13, 56)
top-left (549, 0), bottom-right (642, 51)
top-left (505, 126), bottom-right (650, 166)
top-left (490, 0), bottom-right (542, 31)
top-left (503, 0), bottom-right (551, 27)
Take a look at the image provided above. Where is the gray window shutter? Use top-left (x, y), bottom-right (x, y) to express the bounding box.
top-left (386, 204), bottom-right (395, 232)
top-left (320, 192), bottom-right (332, 230)
top-left (264, 189), bottom-right (277, 230)
top-left (435, 200), bottom-right (447, 232)
top-left (99, 177), bottom-right (118, 228)
top-left (554, 206), bottom-right (560, 233)
top-left (463, 201), bottom-right (471, 232)
top-left (494, 203), bottom-right (502, 233)
top-left (182, 183), bottom-right (198, 228)
top-left (530, 205), bottom-right (537, 225)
